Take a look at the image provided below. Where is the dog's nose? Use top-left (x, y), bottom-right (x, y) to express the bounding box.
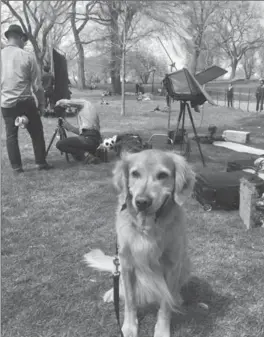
top-left (135, 196), bottom-right (152, 211)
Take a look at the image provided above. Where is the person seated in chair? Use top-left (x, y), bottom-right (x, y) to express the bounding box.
top-left (55, 99), bottom-right (102, 164)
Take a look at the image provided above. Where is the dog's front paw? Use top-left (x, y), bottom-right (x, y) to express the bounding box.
top-left (154, 321), bottom-right (170, 337)
top-left (103, 288), bottom-right (113, 303)
top-left (122, 322), bottom-right (138, 337)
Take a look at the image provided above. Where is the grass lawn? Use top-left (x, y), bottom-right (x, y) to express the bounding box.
top-left (2, 90), bottom-right (264, 337)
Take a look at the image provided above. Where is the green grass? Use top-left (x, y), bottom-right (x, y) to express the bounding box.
top-left (2, 90), bottom-right (264, 337)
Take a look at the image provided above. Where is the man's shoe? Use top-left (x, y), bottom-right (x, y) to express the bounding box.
top-left (37, 162), bottom-right (54, 170)
top-left (72, 153), bottom-right (85, 162)
top-left (83, 153), bottom-right (101, 165)
top-left (13, 168), bottom-right (24, 174)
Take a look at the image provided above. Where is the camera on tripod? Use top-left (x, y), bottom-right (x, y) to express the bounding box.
top-left (54, 105), bottom-right (67, 119)
top-left (58, 117), bottom-right (64, 127)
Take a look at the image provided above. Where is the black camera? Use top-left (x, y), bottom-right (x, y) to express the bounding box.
top-left (58, 117), bottom-right (64, 126)
top-left (54, 105), bottom-right (67, 119)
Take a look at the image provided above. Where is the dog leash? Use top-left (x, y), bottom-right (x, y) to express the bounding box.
top-left (113, 238), bottom-right (124, 337)
top-left (112, 202), bottom-right (129, 337)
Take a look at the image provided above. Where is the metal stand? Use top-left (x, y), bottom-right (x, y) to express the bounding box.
top-left (173, 101), bottom-right (206, 167)
top-left (46, 118), bottom-right (69, 162)
top-left (167, 96), bottom-right (172, 130)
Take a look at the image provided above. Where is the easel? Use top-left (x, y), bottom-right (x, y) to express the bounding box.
top-left (173, 100), bottom-right (206, 167)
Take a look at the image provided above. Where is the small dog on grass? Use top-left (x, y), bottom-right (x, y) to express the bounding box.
top-left (85, 149), bottom-right (203, 337)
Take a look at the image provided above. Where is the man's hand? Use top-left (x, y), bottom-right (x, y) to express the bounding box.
top-left (55, 99), bottom-right (71, 108)
top-left (39, 105), bottom-right (45, 116)
top-left (59, 118), bottom-right (72, 132)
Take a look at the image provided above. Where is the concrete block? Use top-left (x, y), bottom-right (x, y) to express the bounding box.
top-left (223, 130), bottom-right (250, 144)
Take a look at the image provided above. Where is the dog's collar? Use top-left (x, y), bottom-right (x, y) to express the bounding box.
top-left (120, 193), bottom-right (132, 212)
top-left (120, 194), bottom-right (173, 222)
top-left (154, 194), bottom-right (172, 221)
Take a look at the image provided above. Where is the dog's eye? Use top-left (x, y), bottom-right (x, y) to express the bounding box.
top-left (131, 170), bottom-right (140, 178)
top-left (157, 171), bottom-right (169, 180)
top-left (105, 142), bottom-right (109, 146)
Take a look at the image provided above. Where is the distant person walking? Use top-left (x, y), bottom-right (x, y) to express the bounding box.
top-left (256, 79), bottom-right (264, 112)
top-left (162, 74), bottom-right (171, 108)
top-left (135, 82), bottom-right (140, 95)
top-left (227, 83), bottom-right (234, 108)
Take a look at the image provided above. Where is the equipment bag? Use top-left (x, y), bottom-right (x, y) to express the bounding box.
top-left (114, 133), bottom-right (150, 157)
top-left (193, 170), bottom-right (264, 211)
top-left (226, 157), bottom-right (258, 172)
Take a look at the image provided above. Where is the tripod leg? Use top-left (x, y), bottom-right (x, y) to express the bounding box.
top-left (180, 102), bottom-right (186, 153)
top-left (167, 100), bottom-right (172, 131)
top-left (173, 102), bottom-right (184, 144)
top-left (186, 103), bottom-right (206, 167)
top-left (59, 126), bottom-right (70, 163)
top-left (46, 129), bottom-right (58, 157)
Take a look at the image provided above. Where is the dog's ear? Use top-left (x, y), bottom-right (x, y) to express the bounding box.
top-left (112, 154), bottom-right (129, 195)
top-left (171, 152), bottom-right (196, 206)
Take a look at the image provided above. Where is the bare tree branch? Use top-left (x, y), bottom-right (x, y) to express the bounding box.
top-left (211, 0), bottom-right (264, 78)
top-left (2, 0), bottom-right (72, 67)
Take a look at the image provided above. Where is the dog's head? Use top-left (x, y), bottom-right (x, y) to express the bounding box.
top-left (113, 149), bottom-right (195, 214)
top-left (102, 135), bottom-right (117, 151)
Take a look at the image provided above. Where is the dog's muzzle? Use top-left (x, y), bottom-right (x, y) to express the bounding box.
top-left (135, 195), bottom-right (152, 212)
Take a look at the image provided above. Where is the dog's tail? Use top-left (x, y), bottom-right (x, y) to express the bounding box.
top-left (84, 249), bottom-right (115, 273)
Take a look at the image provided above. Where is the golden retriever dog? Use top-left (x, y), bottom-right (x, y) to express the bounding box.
top-left (84, 149), bottom-right (196, 337)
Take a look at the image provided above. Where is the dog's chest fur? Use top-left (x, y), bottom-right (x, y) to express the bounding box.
top-left (116, 203), bottom-right (187, 307)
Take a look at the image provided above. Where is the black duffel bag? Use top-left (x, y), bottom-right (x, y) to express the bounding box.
top-left (193, 169), bottom-right (264, 211)
top-left (114, 133), bottom-right (150, 157)
top-left (226, 157), bottom-right (263, 172)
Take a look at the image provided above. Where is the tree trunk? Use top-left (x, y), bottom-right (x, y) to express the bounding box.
top-left (109, 2), bottom-right (121, 95)
top-left (31, 39), bottom-right (43, 71)
top-left (110, 53), bottom-right (121, 95)
top-left (189, 49), bottom-right (200, 75)
top-left (121, 26), bottom-right (126, 116)
top-left (71, 0), bottom-right (86, 90)
top-left (230, 58), bottom-right (238, 80)
top-left (76, 42), bottom-right (86, 89)
top-left (244, 70), bottom-right (251, 80)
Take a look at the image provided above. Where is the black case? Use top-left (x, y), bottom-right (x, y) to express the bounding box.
top-left (226, 158), bottom-right (257, 172)
top-left (193, 170), bottom-right (264, 211)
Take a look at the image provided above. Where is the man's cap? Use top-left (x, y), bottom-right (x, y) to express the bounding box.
top-left (4, 24), bottom-right (28, 41)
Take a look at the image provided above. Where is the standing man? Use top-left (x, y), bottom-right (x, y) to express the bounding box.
top-left (55, 98), bottom-right (102, 164)
top-left (1, 24), bottom-right (53, 174)
top-left (162, 74), bottom-right (171, 108)
top-left (256, 79), bottom-right (264, 112)
top-left (227, 82), bottom-right (234, 108)
top-left (42, 65), bottom-right (55, 112)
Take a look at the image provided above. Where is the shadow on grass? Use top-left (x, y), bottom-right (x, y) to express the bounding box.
top-left (137, 276), bottom-right (232, 336)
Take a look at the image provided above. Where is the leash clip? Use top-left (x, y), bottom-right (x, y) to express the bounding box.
top-left (113, 255), bottom-right (120, 276)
